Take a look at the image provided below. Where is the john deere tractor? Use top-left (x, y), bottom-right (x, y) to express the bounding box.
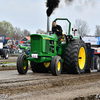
top-left (17, 18), bottom-right (87, 76)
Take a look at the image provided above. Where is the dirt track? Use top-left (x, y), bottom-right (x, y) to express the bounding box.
top-left (0, 56), bottom-right (17, 62)
top-left (0, 69), bottom-right (100, 100)
top-left (0, 57), bottom-right (100, 100)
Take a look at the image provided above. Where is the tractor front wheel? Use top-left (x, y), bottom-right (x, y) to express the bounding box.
top-left (17, 54), bottom-right (28, 74)
top-left (50, 56), bottom-right (62, 76)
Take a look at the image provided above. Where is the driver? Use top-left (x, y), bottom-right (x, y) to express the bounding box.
top-left (52, 21), bottom-right (63, 43)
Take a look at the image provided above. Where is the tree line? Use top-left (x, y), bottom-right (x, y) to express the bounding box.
top-left (0, 20), bottom-right (30, 40)
top-left (65, 19), bottom-right (100, 36)
top-left (0, 19), bottom-right (100, 39)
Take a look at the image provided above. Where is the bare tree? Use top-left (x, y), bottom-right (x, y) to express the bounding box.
top-left (13, 27), bottom-right (22, 40)
top-left (74, 19), bottom-right (90, 36)
top-left (95, 25), bottom-right (100, 36)
top-left (13, 27), bottom-right (31, 40)
top-left (22, 29), bottom-right (30, 36)
top-left (36, 29), bottom-right (46, 34)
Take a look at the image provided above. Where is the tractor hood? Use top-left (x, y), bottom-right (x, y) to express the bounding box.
top-left (31, 33), bottom-right (58, 41)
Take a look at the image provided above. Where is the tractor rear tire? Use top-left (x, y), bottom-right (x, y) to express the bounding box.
top-left (94, 55), bottom-right (100, 72)
top-left (1, 49), bottom-right (9, 59)
top-left (5, 50), bottom-right (9, 59)
top-left (64, 39), bottom-right (87, 74)
top-left (50, 56), bottom-right (62, 76)
top-left (30, 61), bottom-right (48, 73)
top-left (17, 54), bottom-right (28, 74)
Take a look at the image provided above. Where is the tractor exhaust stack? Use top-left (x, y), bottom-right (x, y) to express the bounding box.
top-left (47, 16), bottom-right (50, 32)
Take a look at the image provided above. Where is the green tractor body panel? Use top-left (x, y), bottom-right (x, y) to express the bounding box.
top-left (27, 33), bottom-right (67, 63)
top-left (30, 33), bottom-right (57, 54)
top-left (19, 45), bottom-right (30, 50)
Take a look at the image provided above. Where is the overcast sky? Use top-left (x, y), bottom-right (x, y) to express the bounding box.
top-left (0, 0), bottom-right (100, 36)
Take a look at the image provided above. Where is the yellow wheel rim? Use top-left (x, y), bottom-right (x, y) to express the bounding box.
top-left (24, 60), bottom-right (26, 70)
top-left (44, 62), bottom-right (50, 68)
top-left (24, 66), bottom-right (26, 70)
top-left (78, 47), bottom-right (86, 70)
top-left (57, 61), bottom-right (61, 71)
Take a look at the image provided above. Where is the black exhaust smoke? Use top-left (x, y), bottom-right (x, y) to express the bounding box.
top-left (46, 0), bottom-right (74, 32)
top-left (46, 0), bottom-right (74, 19)
top-left (46, 0), bottom-right (60, 17)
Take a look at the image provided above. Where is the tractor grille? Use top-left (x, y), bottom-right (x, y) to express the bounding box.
top-left (43, 40), bottom-right (50, 53)
top-left (31, 35), bottom-right (42, 53)
top-left (31, 35), bottom-right (50, 54)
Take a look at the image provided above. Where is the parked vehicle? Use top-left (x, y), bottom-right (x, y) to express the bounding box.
top-left (0, 35), bottom-right (9, 59)
top-left (83, 36), bottom-right (100, 72)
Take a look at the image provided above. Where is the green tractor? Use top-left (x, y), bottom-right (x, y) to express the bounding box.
top-left (19, 44), bottom-right (30, 54)
top-left (17, 18), bottom-right (87, 76)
